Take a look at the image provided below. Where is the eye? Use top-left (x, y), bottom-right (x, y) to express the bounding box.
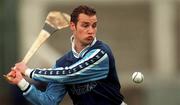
top-left (81, 23), bottom-right (89, 28)
top-left (92, 23), bottom-right (97, 28)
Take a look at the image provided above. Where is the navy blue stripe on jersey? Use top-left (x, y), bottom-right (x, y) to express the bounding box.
top-left (31, 49), bottom-right (109, 84)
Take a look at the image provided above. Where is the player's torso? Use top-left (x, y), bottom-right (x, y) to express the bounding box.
top-left (56, 40), bottom-right (124, 105)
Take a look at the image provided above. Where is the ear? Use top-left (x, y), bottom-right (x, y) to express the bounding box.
top-left (70, 22), bottom-right (76, 31)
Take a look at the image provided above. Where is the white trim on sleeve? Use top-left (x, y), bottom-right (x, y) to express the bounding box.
top-left (17, 78), bottom-right (30, 91)
top-left (25, 68), bottom-right (34, 77)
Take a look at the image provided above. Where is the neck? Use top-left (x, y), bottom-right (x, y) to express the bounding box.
top-left (74, 40), bottom-right (87, 53)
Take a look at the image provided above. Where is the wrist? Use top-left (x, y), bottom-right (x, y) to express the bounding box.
top-left (17, 78), bottom-right (30, 91)
top-left (25, 68), bottom-right (34, 78)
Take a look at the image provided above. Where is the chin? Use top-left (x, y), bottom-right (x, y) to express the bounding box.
top-left (83, 40), bottom-right (92, 46)
top-left (87, 38), bottom-right (94, 43)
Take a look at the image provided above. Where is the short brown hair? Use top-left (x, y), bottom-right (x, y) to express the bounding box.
top-left (70, 5), bottom-right (96, 25)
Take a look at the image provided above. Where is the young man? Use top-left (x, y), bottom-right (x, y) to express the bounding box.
top-left (7, 5), bottom-right (126, 105)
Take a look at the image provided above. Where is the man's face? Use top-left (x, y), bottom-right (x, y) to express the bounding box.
top-left (70, 13), bottom-right (97, 46)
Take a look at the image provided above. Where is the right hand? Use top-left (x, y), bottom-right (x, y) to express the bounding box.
top-left (14, 62), bottom-right (28, 75)
top-left (6, 69), bottom-right (23, 85)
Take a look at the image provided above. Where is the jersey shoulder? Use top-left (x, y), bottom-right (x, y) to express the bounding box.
top-left (92, 40), bottom-right (113, 55)
top-left (55, 51), bottom-right (72, 67)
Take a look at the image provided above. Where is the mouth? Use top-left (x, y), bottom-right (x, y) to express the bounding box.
top-left (86, 36), bottom-right (94, 41)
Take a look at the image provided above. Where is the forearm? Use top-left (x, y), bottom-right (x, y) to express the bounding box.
top-left (17, 79), bottom-right (66, 105)
top-left (24, 49), bottom-right (109, 84)
top-left (24, 86), bottom-right (59, 105)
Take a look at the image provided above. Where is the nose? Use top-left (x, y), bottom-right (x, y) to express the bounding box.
top-left (88, 26), bottom-right (95, 34)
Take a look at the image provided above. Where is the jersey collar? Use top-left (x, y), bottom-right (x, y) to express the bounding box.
top-left (71, 36), bottom-right (97, 58)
